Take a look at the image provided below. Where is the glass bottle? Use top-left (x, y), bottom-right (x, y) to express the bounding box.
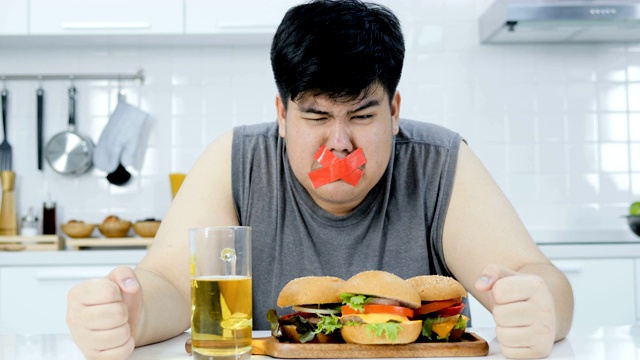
top-left (43, 199), bottom-right (56, 235)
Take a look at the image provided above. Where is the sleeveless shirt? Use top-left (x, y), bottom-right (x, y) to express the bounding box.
top-left (231, 119), bottom-right (462, 330)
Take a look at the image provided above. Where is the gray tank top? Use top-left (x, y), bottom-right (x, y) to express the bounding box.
top-left (232, 119), bottom-right (462, 330)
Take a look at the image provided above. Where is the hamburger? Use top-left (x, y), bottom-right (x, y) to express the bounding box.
top-left (267, 276), bottom-right (346, 343)
top-left (339, 270), bottom-right (422, 344)
top-left (407, 275), bottom-right (469, 342)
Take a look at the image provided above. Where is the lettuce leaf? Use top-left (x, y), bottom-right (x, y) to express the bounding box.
top-left (266, 308), bottom-right (341, 343)
top-left (313, 314), bottom-right (343, 335)
top-left (339, 293), bottom-right (369, 312)
top-left (365, 322), bottom-right (403, 341)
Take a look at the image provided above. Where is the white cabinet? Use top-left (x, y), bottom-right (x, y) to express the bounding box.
top-left (185, 0), bottom-right (302, 34)
top-left (29, 0), bottom-right (184, 35)
top-left (1, 0), bottom-right (306, 46)
top-left (0, 0), bottom-right (28, 35)
top-left (554, 259), bottom-right (634, 328)
top-left (468, 258), bottom-right (636, 329)
top-left (0, 265), bottom-right (134, 335)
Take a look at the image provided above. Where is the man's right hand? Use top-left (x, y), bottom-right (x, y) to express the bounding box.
top-left (67, 266), bottom-right (143, 360)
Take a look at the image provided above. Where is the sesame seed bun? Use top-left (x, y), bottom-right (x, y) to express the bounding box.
top-left (277, 276), bottom-right (346, 307)
top-left (406, 275), bottom-right (467, 301)
top-left (340, 270), bottom-right (421, 309)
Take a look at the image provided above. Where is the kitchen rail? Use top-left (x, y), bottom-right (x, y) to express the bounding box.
top-left (0, 69), bottom-right (144, 83)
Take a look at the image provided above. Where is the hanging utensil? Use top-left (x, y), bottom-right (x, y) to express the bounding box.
top-left (37, 87), bottom-right (44, 171)
top-left (0, 88), bottom-right (12, 171)
top-left (44, 85), bottom-right (94, 176)
top-left (106, 91), bottom-right (131, 186)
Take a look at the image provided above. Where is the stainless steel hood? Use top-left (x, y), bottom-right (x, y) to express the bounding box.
top-left (479, 0), bottom-right (640, 43)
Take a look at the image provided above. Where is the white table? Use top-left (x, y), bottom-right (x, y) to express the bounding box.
top-left (1, 327), bottom-right (638, 359)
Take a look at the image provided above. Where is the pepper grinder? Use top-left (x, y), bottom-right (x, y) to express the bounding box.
top-left (0, 170), bottom-right (17, 235)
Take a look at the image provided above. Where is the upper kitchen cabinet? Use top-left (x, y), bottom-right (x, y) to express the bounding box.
top-left (185, 0), bottom-right (302, 44)
top-left (30, 0), bottom-right (184, 35)
top-left (0, 0), bottom-right (28, 35)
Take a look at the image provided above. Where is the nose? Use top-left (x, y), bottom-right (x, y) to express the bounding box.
top-left (326, 120), bottom-right (354, 156)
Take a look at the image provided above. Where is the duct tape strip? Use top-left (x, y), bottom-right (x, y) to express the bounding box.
top-left (308, 145), bottom-right (367, 188)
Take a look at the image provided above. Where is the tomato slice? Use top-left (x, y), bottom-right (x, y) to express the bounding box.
top-left (414, 299), bottom-right (459, 316)
top-left (342, 304), bottom-right (414, 318)
top-left (433, 303), bottom-right (465, 317)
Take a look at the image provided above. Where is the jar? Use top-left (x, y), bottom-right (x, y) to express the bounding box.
top-left (20, 207), bottom-right (39, 237)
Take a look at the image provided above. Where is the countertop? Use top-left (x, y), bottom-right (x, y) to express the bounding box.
top-left (0, 249), bottom-right (147, 266)
top-left (1, 327), bottom-right (638, 359)
top-left (2, 241), bottom-right (640, 267)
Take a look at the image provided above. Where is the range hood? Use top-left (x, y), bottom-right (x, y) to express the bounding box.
top-left (480, 0), bottom-right (640, 43)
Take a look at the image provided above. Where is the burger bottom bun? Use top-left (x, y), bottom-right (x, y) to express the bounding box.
top-left (281, 325), bottom-right (344, 343)
top-left (341, 321), bottom-right (422, 345)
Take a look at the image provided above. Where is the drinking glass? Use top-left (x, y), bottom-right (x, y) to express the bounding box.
top-left (190, 226), bottom-right (252, 360)
top-left (169, 173), bottom-right (187, 199)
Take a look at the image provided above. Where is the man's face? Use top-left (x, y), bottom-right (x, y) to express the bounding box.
top-left (276, 85), bottom-right (400, 215)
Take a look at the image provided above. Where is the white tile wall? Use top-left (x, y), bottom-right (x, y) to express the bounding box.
top-left (1, 0), bottom-right (639, 242)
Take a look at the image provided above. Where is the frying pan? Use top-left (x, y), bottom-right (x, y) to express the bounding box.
top-left (44, 86), bottom-right (94, 176)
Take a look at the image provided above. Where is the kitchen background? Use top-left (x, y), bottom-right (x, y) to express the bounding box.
top-left (2, 0), bottom-right (640, 243)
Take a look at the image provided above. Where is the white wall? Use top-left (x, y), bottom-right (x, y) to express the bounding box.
top-left (1, 0), bottom-right (639, 242)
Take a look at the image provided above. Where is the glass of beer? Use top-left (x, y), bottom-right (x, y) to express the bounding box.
top-left (190, 226), bottom-right (252, 360)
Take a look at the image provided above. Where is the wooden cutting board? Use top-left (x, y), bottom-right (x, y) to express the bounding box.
top-left (251, 332), bottom-right (489, 358)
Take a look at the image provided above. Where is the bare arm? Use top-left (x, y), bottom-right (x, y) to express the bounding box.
top-left (134, 130), bottom-right (239, 345)
top-left (443, 142), bottom-right (573, 356)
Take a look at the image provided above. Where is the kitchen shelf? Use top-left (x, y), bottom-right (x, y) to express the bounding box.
top-left (66, 237), bottom-right (153, 250)
top-left (0, 235), bottom-right (63, 251)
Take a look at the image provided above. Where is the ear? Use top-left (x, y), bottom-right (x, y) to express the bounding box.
top-left (391, 91), bottom-right (401, 135)
top-left (276, 95), bottom-right (287, 138)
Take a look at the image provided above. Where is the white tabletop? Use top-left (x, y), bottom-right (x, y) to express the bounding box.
top-left (1, 326), bottom-right (638, 359)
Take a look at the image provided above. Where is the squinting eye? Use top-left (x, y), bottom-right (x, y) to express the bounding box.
top-left (353, 115), bottom-right (373, 119)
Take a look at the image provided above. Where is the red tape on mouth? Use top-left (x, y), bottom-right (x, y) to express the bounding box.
top-left (308, 145), bottom-right (367, 188)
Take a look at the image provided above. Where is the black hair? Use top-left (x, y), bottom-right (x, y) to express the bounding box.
top-left (271, 0), bottom-right (405, 108)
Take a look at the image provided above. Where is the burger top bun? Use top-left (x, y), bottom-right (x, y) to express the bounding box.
top-left (341, 321), bottom-right (422, 345)
top-left (277, 276), bottom-right (346, 307)
top-left (406, 275), bottom-right (467, 302)
top-left (340, 270), bottom-right (421, 309)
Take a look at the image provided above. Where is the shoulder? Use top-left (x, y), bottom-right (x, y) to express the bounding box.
top-left (396, 119), bottom-right (461, 150)
top-left (233, 122), bottom-right (279, 141)
top-left (231, 122), bottom-right (280, 162)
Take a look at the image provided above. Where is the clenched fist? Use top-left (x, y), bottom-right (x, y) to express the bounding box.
top-left (67, 266), bottom-right (143, 360)
top-left (475, 264), bottom-right (556, 359)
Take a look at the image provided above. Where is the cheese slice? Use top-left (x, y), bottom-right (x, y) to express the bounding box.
top-left (431, 315), bottom-right (460, 338)
top-left (345, 313), bottom-right (409, 324)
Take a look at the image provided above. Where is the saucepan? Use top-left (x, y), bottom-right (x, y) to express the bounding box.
top-left (44, 86), bottom-right (94, 176)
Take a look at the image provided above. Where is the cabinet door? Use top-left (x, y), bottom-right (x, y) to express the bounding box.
top-left (0, 266), bottom-right (134, 334)
top-left (30, 0), bottom-right (183, 35)
top-left (186, 0), bottom-right (302, 34)
top-left (554, 259), bottom-right (634, 327)
top-left (0, 0), bottom-right (28, 35)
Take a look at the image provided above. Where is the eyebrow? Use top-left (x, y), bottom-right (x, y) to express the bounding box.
top-left (298, 99), bottom-right (381, 115)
